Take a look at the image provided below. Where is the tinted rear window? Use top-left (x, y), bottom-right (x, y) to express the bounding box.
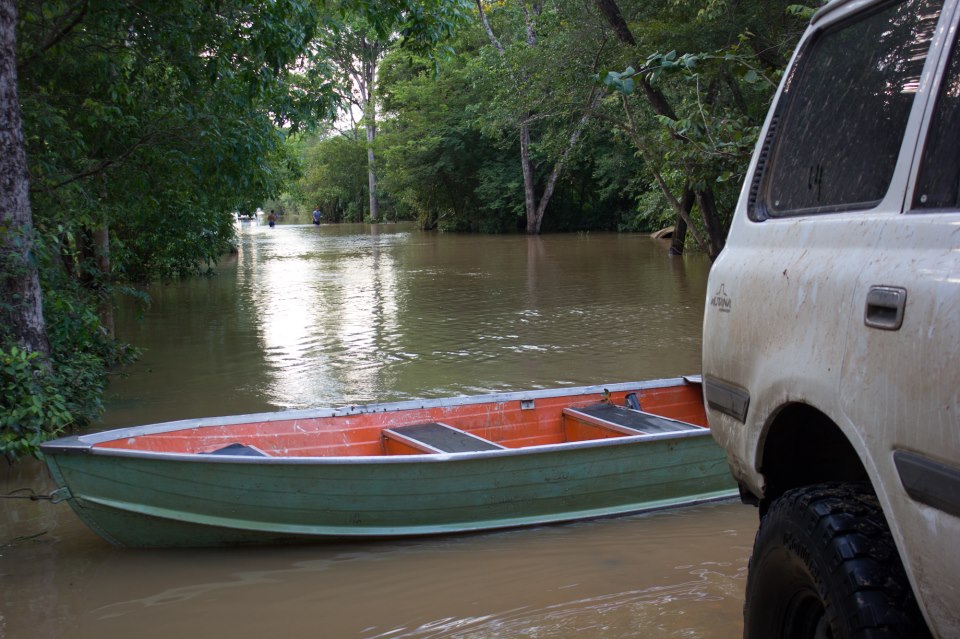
top-left (758, 0), bottom-right (942, 218)
top-left (913, 30), bottom-right (960, 209)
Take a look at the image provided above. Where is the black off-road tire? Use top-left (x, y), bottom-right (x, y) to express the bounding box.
top-left (744, 482), bottom-right (930, 639)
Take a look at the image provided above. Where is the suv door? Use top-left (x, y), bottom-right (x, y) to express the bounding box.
top-left (839, 17), bottom-right (960, 632)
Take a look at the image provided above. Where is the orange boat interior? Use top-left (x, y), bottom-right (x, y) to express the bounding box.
top-left (94, 384), bottom-right (708, 458)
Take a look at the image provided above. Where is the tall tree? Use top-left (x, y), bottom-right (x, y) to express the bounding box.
top-left (474, 0), bottom-right (603, 234)
top-left (305, 1), bottom-right (473, 223)
top-left (316, 21), bottom-right (391, 222)
top-left (0, 0), bottom-right (47, 355)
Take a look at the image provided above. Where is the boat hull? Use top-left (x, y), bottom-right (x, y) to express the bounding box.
top-left (46, 433), bottom-right (733, 547)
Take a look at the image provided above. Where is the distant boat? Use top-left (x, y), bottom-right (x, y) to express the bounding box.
top-left (40, 377), bottom-right (737, 548)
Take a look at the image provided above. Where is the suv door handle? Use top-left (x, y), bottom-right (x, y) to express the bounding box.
top-left (864, 286), bottom-right (907, 330)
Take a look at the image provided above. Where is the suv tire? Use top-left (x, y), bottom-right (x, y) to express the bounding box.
top-left (744, 482), bottom-right (929, 639)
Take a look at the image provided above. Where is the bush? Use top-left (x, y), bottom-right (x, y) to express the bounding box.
top-left (0, 266), bottom-right (139, 461)
top-left (0, 346), bottom-right (73, 461)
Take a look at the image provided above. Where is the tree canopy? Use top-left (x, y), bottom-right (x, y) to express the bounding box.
top-left (295, 0), bottom-right (813, 241)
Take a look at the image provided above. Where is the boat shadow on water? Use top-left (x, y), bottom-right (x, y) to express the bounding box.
top-left (63, 501), bottom-right (749, 638)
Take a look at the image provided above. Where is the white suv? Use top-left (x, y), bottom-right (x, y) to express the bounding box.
top-left (702, 0), bottom-right (960, 637)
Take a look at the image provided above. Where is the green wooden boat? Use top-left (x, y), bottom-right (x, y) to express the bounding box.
top-left (40, 377), bottom-right (737, 547)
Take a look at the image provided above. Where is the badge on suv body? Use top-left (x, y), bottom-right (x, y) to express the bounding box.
top-left (710, 284), bottom-right (732, 313)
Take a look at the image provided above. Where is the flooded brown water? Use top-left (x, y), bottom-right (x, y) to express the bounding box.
top-left (1, 222), bottom-right (757, 638)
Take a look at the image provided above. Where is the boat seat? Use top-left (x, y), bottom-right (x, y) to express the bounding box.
top-left (383, 422), bottom-right (506, 454)
top-left (563, 404), bottom-right (701, 436)
top-left (201, 443), bottom-right (269, 457)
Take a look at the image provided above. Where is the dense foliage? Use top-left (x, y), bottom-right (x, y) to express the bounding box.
top-left (285, 129), bottom-right (382, 222)
top-left (291, 0), bottom-right (814, 240)
top-left (0, 231), bottom-right (137, 459)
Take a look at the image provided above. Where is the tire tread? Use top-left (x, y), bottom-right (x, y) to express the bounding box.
top-left (745, 482), bottom-right (930, 639)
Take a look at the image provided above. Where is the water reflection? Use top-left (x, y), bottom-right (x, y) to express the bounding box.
top-left (102, 224), bottom-right (710, 427)
top-left (238, 224), bottom-right (405, 406)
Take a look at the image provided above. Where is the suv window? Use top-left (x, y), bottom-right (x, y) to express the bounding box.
top-left (756, 0), bottom-right (942, 218)
top-left (914, 31), bottom-right (960, 209)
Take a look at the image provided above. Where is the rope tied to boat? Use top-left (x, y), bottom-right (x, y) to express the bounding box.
top-left (0, 487), bottom-right (69, 503)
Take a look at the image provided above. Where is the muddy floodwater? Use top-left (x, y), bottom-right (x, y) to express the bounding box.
top-left (1, 222), bottom-right (758, 638)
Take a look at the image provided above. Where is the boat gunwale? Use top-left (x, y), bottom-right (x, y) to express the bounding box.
top-left (61, 426), bottom-right (711, 465)
top-left (40, 377), bottom-right (706, 462)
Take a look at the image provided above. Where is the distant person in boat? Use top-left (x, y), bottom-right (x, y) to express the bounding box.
top-left (267, 210), bottom-right (277, 228)
top-left (312, 207), bottom-right (321, 225)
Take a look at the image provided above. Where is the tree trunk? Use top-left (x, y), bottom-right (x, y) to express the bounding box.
top-left (59, 232), bottom-right (75, 279)
top-left (366, 119), bottom-right (378, 223)
top-left (669, 189), bottom-right (695, 256)
top-left (592, 0), bottom-right (680, 123)
top-left (593, 0), bottom-right (636, 45)
top-left (77, 228), bottom-right (94, 287)
top-left (93, 224), bottom-right (114, 337)
top-left (696, 188), bottom-right (726, 259)
top-left (0, 0), bottom-right (49, 355)
top-left (531, 90), bottom-right (602, 233)
top-left (520, 121), bottom-right (539, 234)
top-left (668, 216), bottom-right (687, 255)
top-left (364, 51), bottom-right (379, 224)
